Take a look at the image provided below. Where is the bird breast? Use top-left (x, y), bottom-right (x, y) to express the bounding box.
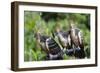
top-left (58, 33), bottom-right (68, 45)
top-left (71, 29), bottom-right (79, 46)
top-left (58, 33), bottom-right (67, 42)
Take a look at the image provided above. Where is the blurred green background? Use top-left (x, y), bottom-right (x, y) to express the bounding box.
top-left (24, 11), bottom-right (90, 61)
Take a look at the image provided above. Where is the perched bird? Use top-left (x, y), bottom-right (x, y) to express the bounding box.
top-left (54, 27), bottom-right (70, 47)
top-left (53, 22), bottom-right (86, 58)
top-left (34, 22), bottom-right (86, 59)
top-left (53, 26), bottom-right (73, 56)
top-left (35, 32), bottom-right (63, 60)
top-left (34, 32), bottom-right (50, 54)
top-left (69, 23), bottom-right (85, 58)
top-left (45, 37), bottom-right (63, 60)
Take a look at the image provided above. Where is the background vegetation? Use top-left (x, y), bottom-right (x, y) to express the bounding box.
top-left (24, 11), bottom-right (90, 61)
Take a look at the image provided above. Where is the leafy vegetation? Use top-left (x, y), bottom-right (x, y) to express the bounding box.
top-left (24, 11), bottom-right (90, 61)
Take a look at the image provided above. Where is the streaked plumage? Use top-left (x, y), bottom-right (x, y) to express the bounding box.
top-left (35, 33), bottom-right (63, 60)
top-left (34, 22), bottom-right (86, 59)
top-left (69, 23), bottom-right (85, 58)
top-left (34, 32), bottom-right (49, 53)
top-left (45, 38), bottom-right (63, 60)
top-left (53, 27), bottom-right (72, 48)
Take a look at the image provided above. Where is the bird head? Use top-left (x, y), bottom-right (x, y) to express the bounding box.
top-left (69, 20), bottom-right (76, 29)
top-left (70, 23), bottom-right (75, 29)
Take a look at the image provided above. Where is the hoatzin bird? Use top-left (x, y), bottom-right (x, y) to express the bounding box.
top-left (53, 22), bottom-right (86, 58)
top-left (52, 25), bottom-right (75, 56)
top-left (45, 37), bottom-right (63, 60)
top-left (69, 23), bottom-right (86, 58)
top-left (34, 32), bottom-right (49, 54)
top-left (35, 32), bottom-right (63, 60)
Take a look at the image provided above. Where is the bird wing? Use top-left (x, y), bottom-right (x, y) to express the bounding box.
top-left (78, 30), bottom-right (83, 45)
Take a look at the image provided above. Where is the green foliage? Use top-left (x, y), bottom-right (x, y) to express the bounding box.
top-left (24, 11), bottom-right (90, 61)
